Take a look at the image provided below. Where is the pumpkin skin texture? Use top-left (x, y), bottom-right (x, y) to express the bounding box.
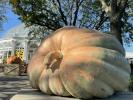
top-left (7, 55), bottom-right (22, 64)
top-left (28, 27), bottom-right (131, 99)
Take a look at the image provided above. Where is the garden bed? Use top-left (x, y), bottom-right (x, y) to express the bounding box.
top-left (0, 64), bottom-right (27, 76)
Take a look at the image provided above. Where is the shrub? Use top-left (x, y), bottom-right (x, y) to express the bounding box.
top-left (7, 55), bottom-right (22, 64)
top-left (129, 75), bottom-right (133, 91)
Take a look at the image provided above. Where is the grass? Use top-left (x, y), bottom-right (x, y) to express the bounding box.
top-left (129, 74), bottom-right (133, 91)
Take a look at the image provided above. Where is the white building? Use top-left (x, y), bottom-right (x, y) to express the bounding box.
top-left (126, 51), bottom-right (133, 64)
top-left (0, 24), bottom-right (41, 63)
top-left (126, 52), bottom-right (133, 58)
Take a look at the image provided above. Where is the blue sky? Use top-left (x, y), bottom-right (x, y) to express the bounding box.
top-left (124, 44), bottom-right (133, 52)
top-left (0, 6), bottom-right (21, 38)
top-left (0, 5), bottom-right (132, 51)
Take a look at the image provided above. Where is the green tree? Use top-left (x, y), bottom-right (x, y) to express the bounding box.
top-left (9, 0), bottom-right (133, 44)
top-left (9, 0), bottom-right (100, 29)
top-left (0, 0), bottom-right (7, 31)
top-left (9, 0), bottom-right (101, 40)
top-left (99, 0), bottom-right (133, 44)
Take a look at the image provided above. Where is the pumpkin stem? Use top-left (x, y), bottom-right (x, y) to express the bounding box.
top-left (44, 51), bottom-right (63, 71)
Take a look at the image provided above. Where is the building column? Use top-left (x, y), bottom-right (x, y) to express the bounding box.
top-left (11, 39), bottom-right (16, 55)
top-left (24, 39), bottom-right (28, 63)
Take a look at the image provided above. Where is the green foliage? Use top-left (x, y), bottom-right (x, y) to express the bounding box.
top-left (9, 0), bottom-right (103, 30)
top-left (0, 0), bottom-right (7, 31)
top-left (9, 0), bottom-right (133, 44)
top-left (121, 0), bottom-right (133, 44)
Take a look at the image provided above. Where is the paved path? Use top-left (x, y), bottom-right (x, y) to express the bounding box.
top-left (11, 89), bottom-right (133, 100)
top-left (1, 73), bottom-right (133, 100)
top-left (0, 73), bottom-right (30, 100)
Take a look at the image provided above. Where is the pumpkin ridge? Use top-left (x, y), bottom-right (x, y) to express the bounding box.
top-left (64, 46), bottom-right (130, 73)
top-left (86, 78), bottom-right (114, 98)
top-left (52, 31), bottom-right (64, 51)
top-left (63, 45), bottom-right (123, 56)
top-left (61, 37), bottom-right (124, 55)
top-left (59, 69), bottom-right (93, 98)
top-left (95, 62), bottom-right (129, 90)
top-left (28, 58), bottom-right (45, 89)
top-left (52, 27), bottom-right (124, 55)
top-left (47, 67), bottom-right (70, 96)
top-left (95, 59), bottom-right (130, 90)
top-left (59, 63), bottom-right (114, 98)
top-left (39, 51), bottom-right (71, 96)
top-left (60, 55), bottom-right (130, 91)
top-left (38, 69), bottom-right (53, 94)
top-left (59, 79), bottom-right (72, 96)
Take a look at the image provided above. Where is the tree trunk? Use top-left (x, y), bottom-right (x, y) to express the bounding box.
top-left (110, 18), bottom-right (123, 44)
top-left (110, 0), bottom-right (124, 45)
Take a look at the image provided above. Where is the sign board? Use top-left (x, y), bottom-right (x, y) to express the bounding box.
top-left (15, 48), bottom-right (24, 60)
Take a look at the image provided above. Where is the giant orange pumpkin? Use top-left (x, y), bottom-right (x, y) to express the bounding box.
top-left (28, 27), bottom-right (131, 99)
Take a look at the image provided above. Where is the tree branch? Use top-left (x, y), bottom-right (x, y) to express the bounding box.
top-left (118, 0), bottom-right (128, 17)
top-left (67, 0), bottom-right (74, 25)
top-left (111, 0), bottom-right (118, 12)
top-left (31, 13), bottom-right (61, 30)
top-left (99, 0), bottom-right (111, 14)
top-left (56, 0), bottom-right (68, 25)
top-left (73, 0), bottom-right (84, 25)
top-left (129, 34), bottom-right (133, 42)
top-left (95, 11), bottom-right (108, 30)
top-left (110, 0), bottom-right (128, 22)
top-left (119, 0), bottom-right (128, 10)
